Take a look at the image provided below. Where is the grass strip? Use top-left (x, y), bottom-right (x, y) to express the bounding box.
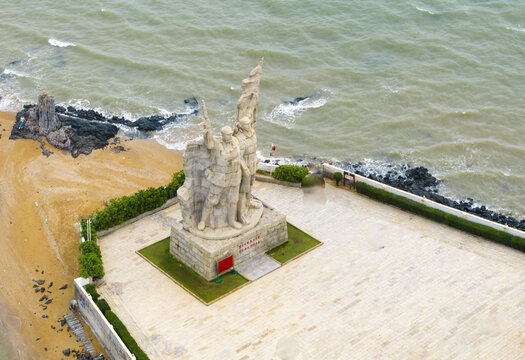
top-left (267, 223), bottom-right (321, 263)
top-left (356, 181), bottom-right (525, 252)
top-left (138, 238), bottom-right (249, 303)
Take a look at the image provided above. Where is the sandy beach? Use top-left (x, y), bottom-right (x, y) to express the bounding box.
top-left (0, 111), bottom-right (183, 359)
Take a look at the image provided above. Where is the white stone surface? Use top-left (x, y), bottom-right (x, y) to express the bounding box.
top-left (235, 255), bottom-right (281, 281)
top-left (98, 182), bottom-right (525, 360)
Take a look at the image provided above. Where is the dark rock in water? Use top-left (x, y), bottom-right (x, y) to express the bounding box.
top-left (34, 279), bottom-right (45, 285)
top-left (133, 113), bottom-right (182, 132)
top-left (184, 97), bottom-right (198, 109)
top-left (62, 348), bottom-right (71, 356)
top-left (12, 95), bottom-right (197, 156)
top-left (8, 60), bottom-right (21, 66)
top-left (59, 284), bottom-right (68, 290)
top-left (283, 95), bottom-right (316, 105)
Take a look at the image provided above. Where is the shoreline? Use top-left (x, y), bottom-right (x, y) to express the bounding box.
top-left (0, 110), bottom-right (183, 359)
top-left (1, 101), bottom-right (523, 358)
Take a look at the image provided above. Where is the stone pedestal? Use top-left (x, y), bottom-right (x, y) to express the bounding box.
top-left (170, 206), bottom-right (287, 281)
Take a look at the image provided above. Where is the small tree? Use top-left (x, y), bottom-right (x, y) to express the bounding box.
top-left (334, 172), bottom-right (343, 186)
top-left (79, 240), bottom-right (101, 258)
top-left (79, 253), bottom-right (105, 279)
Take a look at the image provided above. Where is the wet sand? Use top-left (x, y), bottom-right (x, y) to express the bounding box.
top-left (0, 111), bottom-right (183, 359)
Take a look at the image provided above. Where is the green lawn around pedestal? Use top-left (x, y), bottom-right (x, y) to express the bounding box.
top-left (138, 238), bottom-right (249, 304)
top-left (267, 223), bottom-right (321, 264)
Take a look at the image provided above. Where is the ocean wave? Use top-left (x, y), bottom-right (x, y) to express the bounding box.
top-left (415, 6), bottom-right (436, 15)
top-left (505, 26), bottom-right (525, 34)
top-left (265, 95), bottom-right (327, 129)
top-left (48, 38), bottom-right (76, 48)
top-left (0, 93), bottom-right (29, 112)
top-left (1, 69), bottom-right (25, 78)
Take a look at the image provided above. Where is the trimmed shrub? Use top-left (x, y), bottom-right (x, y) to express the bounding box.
top-left (91, 171), bottom-right (185, 231)
top-left (85, 284), bottom-right (100, 302)
top-left (301, 173), bottom-right (324, 188)
top-left (356, 181), bottom-right (525, 252)
top-left (79, 253), bottom-right (105, 279)
top-left (96, 298), bottom-right (111, 314)
top-left (79, 240), bottom-right (101, 258)
top-left (105, 311), bottom-right (150, 360)
top-left (334, 172), bottom-right (343, 186)
top-left (273, 165), bottom-right (309, 183)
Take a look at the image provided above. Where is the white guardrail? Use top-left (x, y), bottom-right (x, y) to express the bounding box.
top-left (257, 162), bottom-right (279, 174)
top-left (322, 163), bottom-right (525, 240)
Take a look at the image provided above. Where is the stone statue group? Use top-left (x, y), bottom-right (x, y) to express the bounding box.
top-left (177, 59), bottom-right (264, 233)
top-left (198, 100), bottom-right (259, 231)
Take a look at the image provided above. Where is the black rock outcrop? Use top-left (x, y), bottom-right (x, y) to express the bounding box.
top-left (339, 162), bottom-right (525, 232)
top-left (10, 94), bottom-right (199, 157)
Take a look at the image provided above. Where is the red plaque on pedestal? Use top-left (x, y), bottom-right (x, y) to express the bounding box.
top-left (217, 255), bottom-right (233, 275)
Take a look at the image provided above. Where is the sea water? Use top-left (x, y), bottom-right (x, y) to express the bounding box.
top-left (0, 0), bottom-right (523, 218)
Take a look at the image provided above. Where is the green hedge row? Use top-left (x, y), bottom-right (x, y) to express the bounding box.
top-left (105, 311), bottom-right (150, 360)
top-left (85, 283), bottom-right (100, 302)
top-left (84, 285), bottom-right (150, 360)
top-left (273, 165), bottom-right (309, 183)
top-left (355, 181), bottom-right (525, 252)
top-left (79, 220), bottom-right (104, 279)
top-left (91, 170), bottom-right (185, 231)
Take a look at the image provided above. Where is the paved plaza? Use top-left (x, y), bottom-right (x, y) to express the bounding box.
top-left (98, 182), bottom-right (525, 359)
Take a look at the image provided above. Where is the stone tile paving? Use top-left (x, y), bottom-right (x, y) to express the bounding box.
top-left (98, 182), bottom-right (525, 360)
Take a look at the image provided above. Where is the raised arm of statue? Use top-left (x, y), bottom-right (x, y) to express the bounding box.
top-left (200, 100), bottom-right (217, 150)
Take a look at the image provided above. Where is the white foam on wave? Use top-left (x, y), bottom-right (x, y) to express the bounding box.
top-left (505, 26), bottom-right (525, 33)
top-left (48, 38), bottom-right (76, 48)
top-left (265, 95), bottom-right (327, 129)
top-left (1, 69), bottom-right (26, 78)
top-left (415, 6), bottom-right (436, 15)
top-left (0, 93), bottom-right (28, 112)
top-left (153, 119), bottom-right (199, 150)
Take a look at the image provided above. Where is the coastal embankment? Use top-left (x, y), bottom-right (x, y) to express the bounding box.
top-left (0, 111), bottom-right (182, 359)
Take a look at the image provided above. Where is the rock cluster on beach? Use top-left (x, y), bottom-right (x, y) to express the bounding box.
top-left (10, 92), bottom-right (198, 157)
top-left (29, 264), bottom-right (103, 359)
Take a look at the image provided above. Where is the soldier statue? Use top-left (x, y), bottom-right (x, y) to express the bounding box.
top-left (235, 116), bottom-right (259, 224)
top-left (197, 101), bottom-right (249, 231)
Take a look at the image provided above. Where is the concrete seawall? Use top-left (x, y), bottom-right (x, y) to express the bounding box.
top-left (73, 278), bottom-right (134, 360)
top-left (323, 163), bottom-right (525, 239)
